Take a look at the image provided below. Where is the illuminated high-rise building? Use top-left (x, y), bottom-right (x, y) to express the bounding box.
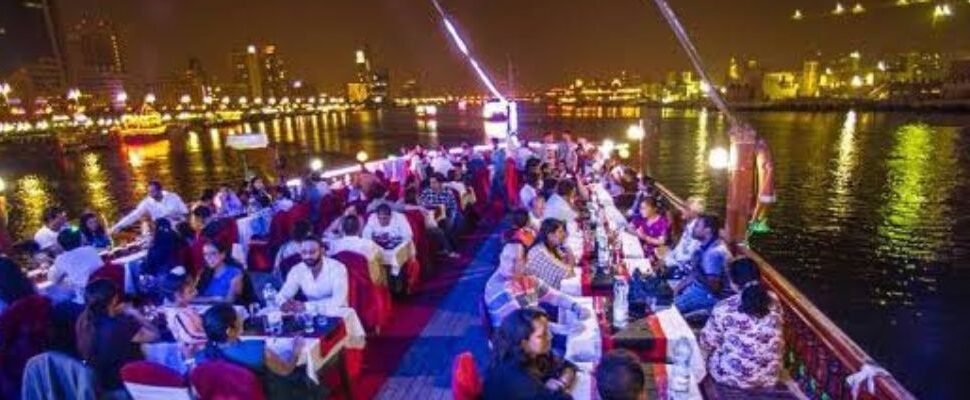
top-left (347, 45), bottom-right (390, 107)
top-left (800, 60), bottom-right (820, 98)
top-left (229, 44), bottom-right (289, 99)
top-left (65, 17), bottom-right (128, 104)
top-left (0, 0), bottom-right (68, 98)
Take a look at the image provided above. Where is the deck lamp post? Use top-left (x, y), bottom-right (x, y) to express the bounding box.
top-left (626, 121), bottom-right (645, 170)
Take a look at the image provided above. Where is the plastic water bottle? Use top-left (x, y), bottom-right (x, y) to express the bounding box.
top-left (262, 283), bottom-right (278, 309)
top-left (612, 277), bottom-right (629, 329)
top-left (669, 337), bottom-right (694, 399)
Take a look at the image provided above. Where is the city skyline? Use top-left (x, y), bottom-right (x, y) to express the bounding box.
top-left (50, 0), bottom-right (970, 94)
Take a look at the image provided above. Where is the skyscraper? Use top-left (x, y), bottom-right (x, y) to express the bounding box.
top-left (230, 44), bottom-right (290, 100)
top-left (800, 60), bottom-right (820, 98)
top-left (0, 0), bottom-right (68, 97)
top-left (347, 45), bottom-right (389, 107)
top-left (66, 17), bottom-right (128, 103)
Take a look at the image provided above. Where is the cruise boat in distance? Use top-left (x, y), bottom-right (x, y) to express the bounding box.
top-left (482, 98), bottom-right (515, 122)
top-left (116, 105), bottom-right (169, 143)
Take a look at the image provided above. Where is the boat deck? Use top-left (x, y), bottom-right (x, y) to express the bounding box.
top-left (352, 220), bottom-right (500, 399)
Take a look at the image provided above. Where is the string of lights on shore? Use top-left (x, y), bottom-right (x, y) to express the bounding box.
top-left (791, 1), bottom-right (966, 22)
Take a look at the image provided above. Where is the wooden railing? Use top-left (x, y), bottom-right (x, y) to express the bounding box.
top-left (653, 183), bottom-right (916, 400)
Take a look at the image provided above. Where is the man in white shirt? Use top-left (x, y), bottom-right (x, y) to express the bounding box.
top-left (327, 215), bottom-right (382, 266)
top-left (519, 172), bottom-right (541, 211)
top-left (34, 206), bottom-right (68, 252)
top-left (430, 151), bottom-right (454, 177)
top-left (48, 228), bottom-right (104, 303)
top-left (277, 237), bottom-right (349, 310)
top-left (110, 180), bottom-right (188, 234)
top-left (363, 204), bottom-right (413, 243)
top-left (514, 140), bottom-right (535, 172)
top-left (543, 180), bottom-right (579, 224)
top-left (664, 196), bottom-right (706, 273)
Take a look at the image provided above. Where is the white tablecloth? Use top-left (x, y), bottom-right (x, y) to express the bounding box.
top-left (619, 232), bottom-right (645, 259)
top-left (564, 298), bottom-right (602, 364)
top-left (380, 241), bottom-right (414, 276)
top-left (242, 331), bottom-right (348, 384)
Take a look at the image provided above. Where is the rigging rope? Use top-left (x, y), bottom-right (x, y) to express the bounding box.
top-left (430, 0), bottom-right (506, 102)
top-left (648, 0), bottom-right (742, 130)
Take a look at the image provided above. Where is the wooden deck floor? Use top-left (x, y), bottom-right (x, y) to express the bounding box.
top-left (371, 228), bottom-right (500, 399)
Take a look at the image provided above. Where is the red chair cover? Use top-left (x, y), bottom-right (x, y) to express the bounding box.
top-left (451, 352), bottom-right (482, 400)
top-left (317, 194), bottom-right (345, 235)
top-left (403, 210), bottom-right (432, 274)
top-left (210, 218), bottom-right (239, 249)
top-left (471, 168), bottom-right (490, 214)
top-left (504, 157), bottom-right (520, 207)
top-left (89, 263), bottom-right (125, 292)
top-left (0, 295), bottom-right (52, 400)
top-left (246, 240), bottom-right (274, 273)
top-left (267, 211), bottom-right (289, 250)
top-left (121, 361), bottom-right (186, 387)
top-left (187, 237), bottom-right (209, 278)
top-left (190, 361), bottom-right (265, 400)
top-left (333, 251), bottom-right (391, 334)
top-left (332, 187), bottom-right (349, 203)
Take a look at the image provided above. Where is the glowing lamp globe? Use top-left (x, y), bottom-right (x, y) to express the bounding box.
top-left (708, 147), bottom-right (730, 170)
top-left (309, 158), bottom-right (323, 172)
top-left (618, 148), bottom-right (631, 160)
top-left (626, 124), bottom-right (645, 141)
top-left (0, 176), bottom-right (6, 193)
top-left (356, 151), bottom-right (369, 163)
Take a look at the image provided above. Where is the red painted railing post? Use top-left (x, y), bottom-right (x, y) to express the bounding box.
top-left (725, 126), bottom-right (756, 244)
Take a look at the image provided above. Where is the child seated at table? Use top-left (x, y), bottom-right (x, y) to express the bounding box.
top-left (196, 303), bottom-right (326, 398)
top-left (159, 267), bottom-right (206, 356)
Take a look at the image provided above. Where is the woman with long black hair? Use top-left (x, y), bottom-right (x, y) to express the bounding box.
top-left (525, 219), bottom-right (576, 290)
top-left (196, 304), bottom-right (325, 398)
top-left (75, 279), bottom-right (159, 397)
top-left (482, 307), bottom-right (576, 399)
top-left (699, 258), bottom-right (784, 389)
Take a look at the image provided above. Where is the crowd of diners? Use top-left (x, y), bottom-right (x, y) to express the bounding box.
top-left (0, 132), bottom-right (785, 399)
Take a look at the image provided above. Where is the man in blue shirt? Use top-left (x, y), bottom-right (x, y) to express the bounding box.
top-left (673, 214), bottom-right (732, 314)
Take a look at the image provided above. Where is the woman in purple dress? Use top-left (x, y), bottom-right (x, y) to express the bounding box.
top-left (628, 197), bottom-right (669, 259)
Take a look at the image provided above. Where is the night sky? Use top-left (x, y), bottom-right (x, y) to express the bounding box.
top-left (62, 0), bottom-right (970, 93)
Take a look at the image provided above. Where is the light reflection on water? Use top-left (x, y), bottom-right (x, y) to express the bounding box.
top-left (0, 105), bottom-right (966, 397)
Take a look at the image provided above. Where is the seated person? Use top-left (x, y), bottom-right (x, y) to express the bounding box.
top-left (362, 204), bottom-right (414, 245)
top-left (196, 304), bottom-right (325, 398)
top-left (327, 216), bottom-right (383, 282)
top-left (673, 214), bottom-right (732, 314)
top-left (159, 267), bottom-right (206, 356)
top-left (276, 237), bottom-right (349, 312)
top-left (34, 206), bottom-right (68, 252)
top-left (215, 184), bottom-right (246, 217)
top-left (194, 242), bottom-right (245, 304)
top-left (484, 242), bottom-right (588, 332)
top-left (0, 256), bottom-right (37, 313)
top-left (274, 220), bottom-right (313, 280)
top-left (543, 180), bottom-right (579, 225)
top-left (192, 205), bottom-right (234, 248)
top-left (142, 218), bottom-right (191, 277)
top-left (506, 209), bottom-right (536, 247)
top-left (528, 195), bottom-right (546, 231)
top-left (664, 196), bottom-right (705, 274)
top-left (419, 173), bottom-right (461, 235)
top-left (525, 219), bottom-right (576, 290)
top-left (49, 228), bottom-right (104, 304)
top-left (400, 187), bottom-right (458, 258)
top-left (699, 258), bottom-right (783, 389)
top-left (76, 279), bottom-right (160, 396)
top-left (519, 172), bottom-right (542, 211)
top-left (596, 350), bottom-right (647, 400)
top-left (627, 197), bottom-right (669, 259)
top-left (79, 212), bottom-right (112, 250)
top-left (482, 308), bottom-right (577, 400)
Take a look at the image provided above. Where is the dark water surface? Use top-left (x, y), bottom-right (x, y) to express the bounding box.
top-left (1, 105), bottom-right (967, 398)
